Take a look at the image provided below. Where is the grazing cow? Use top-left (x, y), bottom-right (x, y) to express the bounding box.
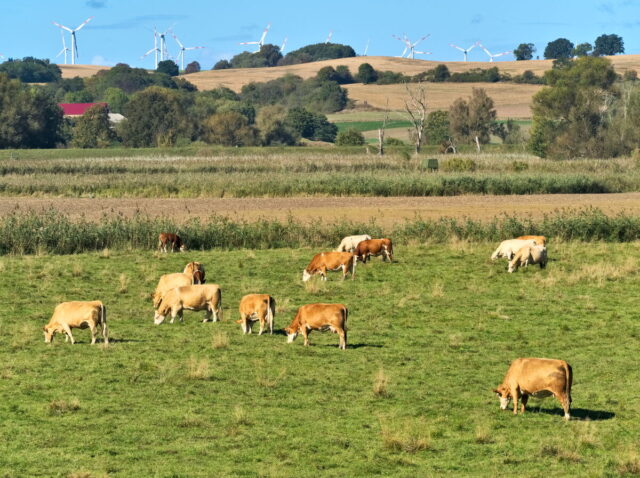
top-left (43, 301), bottom-right (108, 345)
top-left (508, 244), bottom-right (548, 273)
top-left (154, 284), bottom-right (223, 325)
top-left (183, 261), bottom-right (206, 284)
top-left (152, 272), bottom-right (193, 309)
top-left (516, 235), bottom-right (547, 246)
top-left (353, 238), bottom-right (393, 263)
top-left (494, 358), bottom-right (573, 420)
top-left (302, 252), bottom-right (355, 282)
top-left (284, 303), bottom-right (348, 350)
top-left (237, 294), bottom-right (276, 335)
top-left (157, 233), bottom-right (186, 253)
top-left (336, 234), bottom-right (371, 253)
top-left (491, 239), bottom-right (537, 261)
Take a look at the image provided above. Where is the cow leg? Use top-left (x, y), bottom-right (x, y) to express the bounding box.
top-left (89, 323), bottom-right (97, 345)
top-left (339, 329), bottom-right (347, 350)
top-left (62, 324), bottom-right (75, 345)
top-left (559, 394), bottom-right (571, 420)
top-left (520, 394), bottom-right (528, 413)
top-left (258, 316), bottom-right (265, 335)
top-left (510, 386), bottom-right (520, 415)
top-left (341, 264), bottom-right (347, 280)
top-left (321, 266), bottom-right (327, 281)
top-left (302, 327), bottom-right (310, 346)
top-left (203, 307), bottom-right (212, 323)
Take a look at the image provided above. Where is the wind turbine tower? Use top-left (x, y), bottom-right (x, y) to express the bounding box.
top-left (52, 16), bottom-right (93, 65)
top-left (142, 28), bottom-right (160, 68)
top-left (56, 30), bottom-right (71, 65)
top-left (280, 37), bottom-right (288, 54)
top-left (325, 30), bottom-right (333, 43)
top-left (449, 42), bottom-right (477, 62)
top-left (172, 33), bottom-right (205, 70)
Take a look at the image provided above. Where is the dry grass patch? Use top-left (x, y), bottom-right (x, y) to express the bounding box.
top-left (397, 293), bottom-right (420, 308)
top-left (256, 366), bottom-right (286, 388)
top-left (474, 423), bottom-right (494, 444)
top-left (233, 406), bottom-right (252, 426)
top-left (373, 367), bottom-right (390, 398)
top-left (380, 417), bottom-right (432, 453)
top-left (540, 442), bottom-right (582, 463)
top-left (212, 331), bottom-right (229, 350)
top-left (100, 248), bottom-right (110, 259)
top-left (71, 263), bottom-right (83, 277)
top-left (431, 282), bottom-right (445, 298)
top-left (304, 279), bottom-right (327, 294)
top-left (536, 258), bottom-right (637, 288)
top-left (118, 273), bottom-right (129, 294)
top-left (617, 449), bottom-right (640, 475)
top-left (186, 357), bottom-right (211, 380)
top-left (48, 398), bottom-right (80, 415)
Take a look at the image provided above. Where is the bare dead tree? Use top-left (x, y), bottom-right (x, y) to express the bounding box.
top-left (403, 82), bottom-right (428, 155)
top-left (378, 99), bottom-right (390, 156)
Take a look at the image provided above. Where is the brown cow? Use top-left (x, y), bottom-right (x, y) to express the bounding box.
top-left (157, 233), bottom-right (186, 253)
top-left (237, 294), bottom-right (276, 335)
top-left (516, 235), bottom-right (547, 246)
top-left (183, 261), bottom-right (206, 284)
top-left (302, 252), bottom-right (355, 281)
top-left (43, 301), bottom-right (108, 345)
top-left (493, 358), bottom-right (573, 420)
top-left (354, 238), bottom-right (393, 263)
top-left (284, 303), bottom-right (348, 350)
top-left (154, 284), bottom-right (223, 325)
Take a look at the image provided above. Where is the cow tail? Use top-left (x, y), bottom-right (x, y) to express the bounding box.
top-left (351, 254), bottom-right (356, 278)
top-left (217, 288), bottom-right (223, 322)
top-left (101, 302), bottom-right (109, 343)
top-left (564, 362), bottom-right (573, 404)
top-left (267, 296), bottom-right (275, 332)
top-left (342, 306), bottom-right (348, 348)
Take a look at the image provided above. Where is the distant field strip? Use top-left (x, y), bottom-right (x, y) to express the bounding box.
top-left (334, 120), bottom-right (413, 132)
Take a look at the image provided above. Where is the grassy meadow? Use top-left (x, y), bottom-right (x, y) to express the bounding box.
top-left (0, 243), bottom-right (639, 477)
top-left (0, 151), bottom-right (640, 198)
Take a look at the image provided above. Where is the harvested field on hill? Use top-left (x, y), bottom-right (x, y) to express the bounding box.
top-left (58, 64), bottom-right (110, 78)
top-left (3, 193), bottom-right (640, 227)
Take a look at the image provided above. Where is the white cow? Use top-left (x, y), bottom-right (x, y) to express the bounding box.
top-left (508, 244), bottom-right (548, 273)
top-left (336, 234), bottom-right (371, 253)
top-left (491, 239), bottom-right (537, 261)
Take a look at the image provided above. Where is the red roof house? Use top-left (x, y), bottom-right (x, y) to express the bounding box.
top-left (59, 102), bottom-right (108, 117)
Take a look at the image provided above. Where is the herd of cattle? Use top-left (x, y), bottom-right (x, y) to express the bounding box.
top-left (42, 231), bottom-right (574, 419)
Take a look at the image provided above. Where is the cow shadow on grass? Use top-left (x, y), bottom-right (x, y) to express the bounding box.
top-left (314, 343), bottom-right (383, 349)
top-left (528, 406), bottom-right (615, 421)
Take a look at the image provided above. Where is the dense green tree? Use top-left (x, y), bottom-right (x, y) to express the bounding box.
top-left (432, 64), bottom-right (450, 82)
top-left (334, 65), bottom-right (354, 84)
top-left (120, 86), bottom-right (191, 147)
top-left (513, 43), bottom-right (536, 61)
top-left (185, 61), bottom-right (201, 74)
top-left (0, 57), bottom-right (62, 83)
top-left (228, 44), bottom-right (283, 69)
top-left (203, 111), bottom-right (259, 146)
top-left (71, 104), bottom-right (116, 148)
top-left (544, 38), bottom-right (575, 60)
top-left (448, 88), bottom-right (497, 144)
top-left (424, 110), bottom-right (450, 145)
top-left (63, 89), bottom-right (95, 103)
top-left (255, 105), bottom-right (299, 146)
top-left (0, 74), bottom-right (64, 148)
top-left (213, 59), bottom-right (232, 70)
top-left (157, 60), bottom-right (179, 77)
top-left (573, 43), bottom-right (592, 57)
top-left (285, 107), bottom-right (337, 142)
top-left (87, 63), bottom-right (171, 95)
top-left (316, 66), bottom-right (339, 82)
top-left (279, 43), bottom-right (356, 66)
top-left (103, 87), bottom-right (129, 114)
top-left (593, 34), bottom-right (624, 56)
top-left (356, 63), bottom-right (378, 84)
top-left (335, 128), bottom-right (365, 146)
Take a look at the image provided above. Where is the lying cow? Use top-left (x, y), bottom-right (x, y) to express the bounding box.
top-left (44, 300), bottom-right (108, 345)
top-left (302, 252), bottom-right (355, 281)
top-left (284, 303), bottom-right (348, 350)
top-left (157, 233), bottom-right (186, 253)
top-left (516, 235), bottom-right (547, 246)
top-left (494, 357), bottom-right (573, 420)
top-left (183, 261), bottom-right (206, 284)
top-left (508, 244), bottom-right (548, 273)
top-left (491, 239), bottom-right (537, 261)
top-left (154, 284), bottom-right (223, 325)
top-left (353, 238), bottom-right (393, 263)
top-left (336, 234), bottom-right (371, 253)
top-left (237, 294), bottom-right (276, 335)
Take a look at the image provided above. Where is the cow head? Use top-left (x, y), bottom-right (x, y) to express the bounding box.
top-left (493, 385), bottom-right (511, 410)
top-left (284, 326), bottom-right (298, 343)
top-left (154, 300), bottom-right (169, 325)
top-left (179, 244), bottom-right (187, 252)
top-left (43, 325), bottom-right (55, 343)
top-left (507, 260), bottom-right (517, 273)
top-left (302, 269), bottom-right (311, 282)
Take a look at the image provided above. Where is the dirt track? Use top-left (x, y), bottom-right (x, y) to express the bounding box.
top-left (1, 194), bottom-right (639, 226)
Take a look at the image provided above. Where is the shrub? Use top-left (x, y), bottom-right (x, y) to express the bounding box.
top-left (336, 128), bottom-right (365, 146)
top-left (441, 157), bottom-right (477, 172)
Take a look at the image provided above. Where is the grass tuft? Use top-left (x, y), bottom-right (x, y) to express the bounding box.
top-left (212, 332), bottom-right (229, 350)
top-left (233, 406), bottom-right (252, 426)
top-left (48, 398), bottom-right (80, 415)
top-left (186, 357), bottom-right (211, 380)
top-left (380, 418), bottom-right (432, 453)
top-left (373, 367), bottom-right (391, 398)
top-left (118, 273), bottom-right (129, 294)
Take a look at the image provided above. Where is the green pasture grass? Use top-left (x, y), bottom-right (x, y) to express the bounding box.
top-left (0, 243), bottom-right (639, 476)
top-left (334, 120), bottom-right (413, 133)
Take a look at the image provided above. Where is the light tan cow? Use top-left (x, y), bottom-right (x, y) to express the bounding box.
top-left (508, 244), bottom-right (548, 273)
top-left (154, 284), bottom-right (223, 325)
top-left (516, 235), bottom-right (547, 246)
top-left (284, 303), bottom-right (348, 350)
top-left (43, 301), bottom-right (108, 345)
top-left (353, 238), bottom-right (394, 263)
top-left (237, 294), bottom-right (276, 335)
top-left (491, 239), bottom-right (537, 261)
top-left (183, 262), bottom-right (206, 284)
top-left (152, 273), bottom-right (193, 309)
top-left (494, 358), bottom-right (573, 420)
top-left (302, 252), bottom-right (355, 281)
top-left (336, 234), bottom-right (371, 253)
top-left (157, 233), bottom-right (186, 253)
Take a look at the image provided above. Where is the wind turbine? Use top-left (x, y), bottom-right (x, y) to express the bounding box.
top-left (52, 16), bottom-right (93, 65)
top-left (56, 30), bottom-right (70, 65)
top-left (449, 42), bottom-right (477, 62)
top-left (280, 37), bottom-right (288, 54)
top-left (478, 43), bottom-right (511, 62)
top-left (157, 27), bottom-right (173, 61)
top-left (239, 23), bottom-right (271, 52)
top-left (392, 33), bottom-right (430, 59)
top-left (325, 30), bottom-right (333, 44)
top-left (172, 33), bottom-right (205, 70)
top-left (363, 39), bottom-right (370, 56)
top-left (142, 28), bottom-right (160, 68)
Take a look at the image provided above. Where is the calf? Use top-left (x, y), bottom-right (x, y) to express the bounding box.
top-left (494, 357), bottom-right (573, 420)
top-left (154, 284), bottom-right (223, 325)
top-left (43, 301), bottom-right (108, 345)
top-left (237, 294), bottom-right (276, 335)
top-left (336, 234), bottom-right (371, 253)
top-left (354, 238), bottom-right (393, 263)
top-left (284, 303), bottom-right (348, 350)
top-left (302, 252), bottom-right (355, 281)
top-left (183, 261), bottom-right (206, 284)
top-left (508, 244), bottom-right (548, 273)
top-left (157, 233), bottom-right (186, 253)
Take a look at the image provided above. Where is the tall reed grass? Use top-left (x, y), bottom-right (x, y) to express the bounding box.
top-left (1, 208), bottom-right (639, 255)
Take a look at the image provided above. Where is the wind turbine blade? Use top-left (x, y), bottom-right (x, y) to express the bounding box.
top-left (74, 16), bottom-right (94, 32)
top-left (142, 48), bottom-right (156, 57)
top-left (239, 41), bottom-right (259, 45)
top-left (467, 44), bottom-right (477, 51)
top-left (185, 46), bottom-right (205, 51)
top-left (172, 33), bottom-right (184, 49)
top-left (449, 44), bottom-right (464, 52)
top-left (53, 22), bottom-right (73, 33)
top-left (56, 48), bottom-right (66, 57)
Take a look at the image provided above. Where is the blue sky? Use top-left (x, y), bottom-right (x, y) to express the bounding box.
top-left (3, 1), bottom-right (640, 69)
